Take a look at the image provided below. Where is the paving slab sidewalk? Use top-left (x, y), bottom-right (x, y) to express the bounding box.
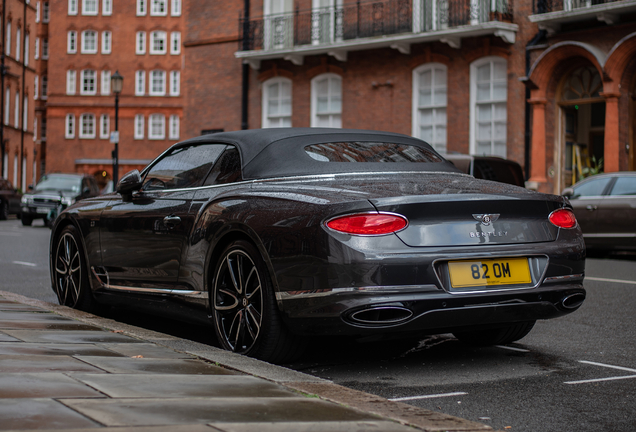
top-left (0, 290), bottom-right (494, 432)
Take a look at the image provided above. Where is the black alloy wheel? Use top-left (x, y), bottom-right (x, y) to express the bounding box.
top-left (211, 240), bottom-right (304, 363)
top-left (53, 225), bottom-right (95, 311)
top-left (453, 320), bottom-right (536, 346)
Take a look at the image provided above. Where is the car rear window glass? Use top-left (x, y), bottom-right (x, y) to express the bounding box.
top-left (304, 142), bottom-right (443, 163)
top-left (203, 146), bottom-right (242, 186)
top-left (572, 177), bottom-right (611, 198)
top-left (609, 177), bottom-right (636, 196)
top-left (143, 144), bottom-right (227, 190)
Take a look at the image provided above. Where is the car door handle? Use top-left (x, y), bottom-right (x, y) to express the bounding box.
top-left (163, 215), bottom-right (181, 228)
top-left (586, 205), bottom-right (597, 211)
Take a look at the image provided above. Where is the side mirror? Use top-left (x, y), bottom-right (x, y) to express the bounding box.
top-left (561, 187), bottom-right (575, 198)
top-left (116, 170), bottom-right (142, 195)
top-left (28, 184), bottom-right (34, 191)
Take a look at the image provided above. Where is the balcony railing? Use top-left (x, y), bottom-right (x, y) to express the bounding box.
top-left (533, 0), bottom-right (621, 14)
top-left (239, 0), bottom-right (513, 52)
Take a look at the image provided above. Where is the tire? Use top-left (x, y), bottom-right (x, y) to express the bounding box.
top-left (453, 321), bottom-right (536, 346)
top-left (52, 225), bottom-right (96, 312)
top-left (0, 200), bottom-right (7, 220)
top-left (21, 215), bottom-right (33, 226)
top-left (210, 240), bottom-right (305, 363)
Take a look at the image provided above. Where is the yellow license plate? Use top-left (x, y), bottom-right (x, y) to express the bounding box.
top-left (448, 258), bottom-right (532, 288)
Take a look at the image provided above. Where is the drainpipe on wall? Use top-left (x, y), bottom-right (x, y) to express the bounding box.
top-left (0, 0), bottom-right (6, 178)
top-left (524, 29), bottom-right (547, 181)
top-left (20, 0), bottom-right (27, 189)
top-left (240, 0), bottom-right (250, 130)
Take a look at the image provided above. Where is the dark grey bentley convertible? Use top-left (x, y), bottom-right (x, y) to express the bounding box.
top-left (50, 128), bottom-right (586, 363)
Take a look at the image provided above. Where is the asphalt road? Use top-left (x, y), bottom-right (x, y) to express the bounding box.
top-left (1, 217), bottom-right (635, 431)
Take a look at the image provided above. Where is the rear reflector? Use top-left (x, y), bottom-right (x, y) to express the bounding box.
top-left (549, 209), bottom-right (577, 229)
top-left (326, 213), bottom-right (408, 236)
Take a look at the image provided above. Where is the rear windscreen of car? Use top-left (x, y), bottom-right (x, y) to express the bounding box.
top-left (305, 142), bottom-right (443, 163)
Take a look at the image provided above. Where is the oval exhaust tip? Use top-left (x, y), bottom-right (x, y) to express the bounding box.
top-left (562, 293), bottom-right (585, 309)
top-left (349, 306), bottom-right (413, 325)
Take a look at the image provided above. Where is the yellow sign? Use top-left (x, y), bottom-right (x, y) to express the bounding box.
top-left (449, 258), bottom-right (532, 288)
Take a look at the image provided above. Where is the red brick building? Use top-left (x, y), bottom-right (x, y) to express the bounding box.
top-left (45, 0), bottom-right (184, 189)
top-left (0, 0), bottom-right (39, 192)
top-left (183, 0), bottom-right (636, 195)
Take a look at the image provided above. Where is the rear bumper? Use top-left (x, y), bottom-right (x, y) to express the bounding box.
top-left (279, 282), bottom-right (585, 336)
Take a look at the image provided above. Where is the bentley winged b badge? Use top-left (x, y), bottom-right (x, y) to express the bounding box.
top-left (473, 213), bottom-right (500, 226)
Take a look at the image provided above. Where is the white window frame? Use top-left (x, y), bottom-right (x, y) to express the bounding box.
top-left (310, 73), bottom-right (342, 128)
top-left (149, 70), bottom-right (166, 96)
top-left (148, 114), bottom-right (165, 139)
top-left (469, 56), bottom-right (508, 157)
top-left (35, 37), bottom-right (40, 59)
top-left (169, 115), bottom-right (179, 139)
top-left (136, 31), bottom-right (146, 55)
top-left (100, 114), bottom-right (110, 139)
top-left (24, 33), bottom-right (29, 66)
top-left (134, 114), bottom-right (145, 139)
top-left (22, 95), bottom-right (28, 131)
top-left (412, 63), bottom-right (448, 154)
top-left (42, 39), bottom-right (49, 59)
top-left (101, 70), bottom-right (111, 95)
top-left (151, 0), bottom-right (167, 16)
top-left (102, 0), bottom-right (112, 15)
top-left (171, 0), bottom-right (181, 16)
top-left (41, 76), bottom-right (48, 99)
top-left (66, 70), bottom-right (77, 95)
top-left (16, 27), bottom-right (20, 62)
top-left (137, 0), bottom-right (147, 15)
top-left (68, 0), bottom-right (78, 14)
top-left (262, 77), bottom-right (292, 128)
top-left (150, 31), bottom-right (167, 55)
top-left (14, 92), bottom-right (20, 128)
top-left (34, 76), bottom-right (39, 100)
top-left (81, 30), bottom-right (97, 54)
top-left (36, 2), bottom-right (41, 22)
top-left (43, 2), bottom-right (50, 23)
top-left (79, 113), bottom-right (96, 139)
top-left (3, 88), bottom-right (9, 125)
top-left (101, 31), bottom-right (112, 54)
top-left (80, 70), bottom-right (97, 95)
top-left (67, 31), bottom-right (77, 54)
top-left (169, 70), bottom-right (180, 96)
top-left (135, 70), bottom-right (146, 96)
top-left (5, 22), bottom-right (11, 56)
top-left (82, 0), bottom-right (98, 15)
top-left (170, 32), bottom-right (181, 55)
top-left (34, 118), bottom-right (38, 141)
top-left (66, 114), bottom-right (76, 139)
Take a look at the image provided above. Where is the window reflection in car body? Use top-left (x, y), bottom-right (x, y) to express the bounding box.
top-left (99, 143), bottom-right (232, 289)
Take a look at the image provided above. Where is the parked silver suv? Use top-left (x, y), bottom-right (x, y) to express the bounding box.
top-left (20, 174), bottom-right (100, 226)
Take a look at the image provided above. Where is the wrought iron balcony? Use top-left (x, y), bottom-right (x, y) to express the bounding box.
top-left (530, 0), bottom-right (636, 33)
top-left (237, 0), bottom-right (516, 68)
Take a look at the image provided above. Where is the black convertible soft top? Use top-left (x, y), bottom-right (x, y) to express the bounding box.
top-left (176, 128), bottom-right (461, 180)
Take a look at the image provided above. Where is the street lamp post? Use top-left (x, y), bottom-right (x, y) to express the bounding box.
top-left (110, 71), bottom-right (123, 186)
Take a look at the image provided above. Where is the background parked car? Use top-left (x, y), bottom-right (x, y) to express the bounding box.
top-left (21, 173), bottom-right (101, 226)
top-left (0, 178), bottom-right (22, 220)
top-left (562, 172), bottom-right (636, 251)
top-left (444, 154), bottom-right (526, 187)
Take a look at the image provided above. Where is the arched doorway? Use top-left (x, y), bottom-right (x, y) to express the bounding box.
top-left (557, 65), bottom-right (605, 191)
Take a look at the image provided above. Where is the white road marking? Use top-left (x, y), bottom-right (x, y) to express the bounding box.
top-left (579, 360), bottom-right (636, 374)
top-left (585, 276), bottom-right (636, 285)
top-left (495, 345), bottom-right (530, 352)
top-left (565, 375), bottom-right (636, 385)
top-left (389, 392), bottom-right (468, 402)
top-left (564, 360), bottom-right (636, 385)
top-left (12, 261), bottom-right (37, 267)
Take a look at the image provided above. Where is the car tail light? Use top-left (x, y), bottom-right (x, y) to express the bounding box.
top-left (549, 209), bottom-right (577, 229)
top-left (326, 213), bottom-right (408, 236)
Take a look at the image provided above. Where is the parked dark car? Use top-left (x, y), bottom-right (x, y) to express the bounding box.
top-left (50, 128), bottom-right (586, 363)
top-left (0, 178), bottom-right (22, 220)
top-left (562, 172), bottom-right (636, 251)
top-left (444, 154), bottom-right (526, 187)
top-left (21, 173), bottom-right (101, 226)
